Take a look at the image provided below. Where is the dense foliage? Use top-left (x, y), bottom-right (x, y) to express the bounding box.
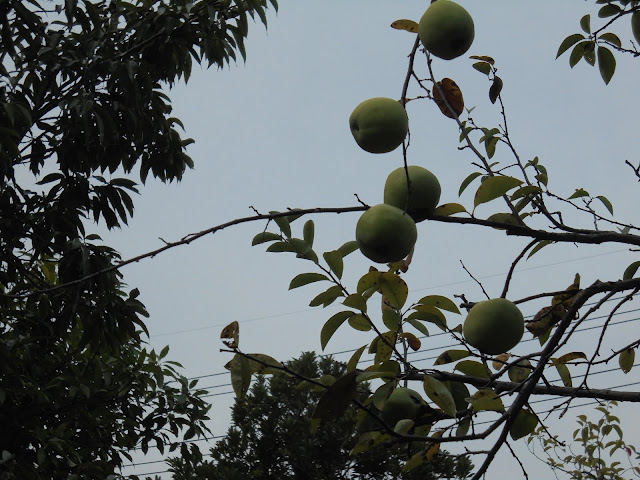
top-left (0, 0), bottom-right (276, 478)
top-left (169, 352), bottom-right (473, 480)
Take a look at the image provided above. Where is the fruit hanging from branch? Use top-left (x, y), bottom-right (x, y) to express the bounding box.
top-left (349, 97), bottom-right (409, 154)
top-left (462, 298), bottom-right (525, 355)
top-left (355, 204), bottom-right (417, 264)
top-left (384, 165), bottom-right (441, 222)
top-left (418, 0), bottom-right (475, 60)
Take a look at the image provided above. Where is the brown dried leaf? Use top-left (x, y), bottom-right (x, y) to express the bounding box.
top-left (220, 320), bottom-right (239, 348)
top-left (433, 78), bottom-right (464, 119)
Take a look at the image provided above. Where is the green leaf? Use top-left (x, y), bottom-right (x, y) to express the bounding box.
top-left (266, 241), bottom-right (297, 253)
top-left (423, 376), bottom-right (457, 417)
top-left (478, 128), bottom-right (500, 144)
top-left (303, 219), bottom-right (314, 247)
top-left (269, 211), bottom-right (292, 238)
top-left (456, 417), bottom-right (471, 437)
top-left (474, 176), bottom-right (523, 207)
top-left (585, 40), bottom-right (596, 65)
top-left (373, 331), bottom-right (396, 364)
top-left (488, 76), bottom-right (503, 104)
top-left (407, 305), bottom-right (447, 331)
top-left (289, 238), bottom-right (319, 262)
top-left (357, 271), bottom-right (408, 309)
top-left (416, 295), bottom-right (460, 314)
top-left (633, 12), bottom-right (640, 45)
top-left (337, 240), bottom-right (359, 257)
top-left (580, 14), bottom-right (591, 34)
top-left (472, 62), bottom-right (492, 75)
top-left (551, 359), bottom-right (572, 387)
top-left (227, 354), bottom-right (252, 399)
top-left (350, 432), bottom-right (390, 455)
top-left (455, 360), bottom-right (489, 378)
top-left (597, 46), bottom-right (616, 85)
top-left (598, 4), bottom-right (621, 18)
top-left (346, 345), bottom-right (367, 372)
top-left (599, 32), bottom-right (622, 48)
top-left (623, 260), bottom-right (640, 280)
top-left (459, 125), bottom-right (474, 142)
top-left (246, 354), bottom-right (283, 374)
top-left (510, 408), bottom-right (539, 440)
top-left (320, 311), bottom-right (354, 350)
top-left (619, 348), bottom-right (635, 374)
top-left (511, 185), bottom-right (542, 200)
top-left (402, 449), bottom-right (427, 472)
top-left (405, 318), bottom-right (430, 337)
top-left (343, 293), bottom-right (368, 312)
top-left (434, 349), bottom-right (471, 365)
top-left (310, 285), bottom-right (344, 308)
top-left (568, 188), bottom-right (590, 199)
top-left (348, 314), bottom-right (372, 332)
top-left (557, 33), bottom-right (585, 58)
top-left (382, 310), bottom-right (401, 332)
top-left (528, 240), bottom-right (552, 259)
top-left (596, 195), bottom-right (614, 215)
top-left (470, 388), bottom-right (504, 412)
top-left (312, 371), bottom-right (358, 427)
top-left (251, 231), bottom-right (281, 245)
top-left (323, 250), bottom-right (344, 279)
top-left (486, 212), bottom-right (524, 228)
top-left (459, 172), bottom-right (483, 196)
top-left (433, 203), bottom-right (466, 216)
top-left (569, 41), bottom-right (587, 68)
top-left (556, 352), bottom-right (587, 364)
top-left (289, 272), bottom-right (330, 290)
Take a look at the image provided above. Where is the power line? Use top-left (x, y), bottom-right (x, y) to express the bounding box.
top-left (150, 249), bottom-right (630, 338)
top-left (129, 378), bottom-right (640, 479)
top-left (177, 308), bottom-right (640, 392)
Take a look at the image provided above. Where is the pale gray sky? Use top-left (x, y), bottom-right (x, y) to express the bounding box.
top-left (99, 2), bottom-right (640, 478)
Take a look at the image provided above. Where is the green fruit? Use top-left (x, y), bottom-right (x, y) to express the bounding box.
top-left (356, 204), bottom-right (417, 264)
top-left (381, 387), bottom-right (423, 426)
top-left (418, 0), bottom-right (475, 60)
top-left (462, 298), bottom-right (524, 355)
top-left (632, 12), bottom-right (640, 45)
top-left (508, 358), bottom-right (532, 383)
top-left (384, 166), bottom-right (441, 222)
top-left (349, 97), bottom-right (409, 154)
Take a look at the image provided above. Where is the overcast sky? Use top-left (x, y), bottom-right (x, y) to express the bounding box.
top-left (102, 2), bottom-right (640, 478)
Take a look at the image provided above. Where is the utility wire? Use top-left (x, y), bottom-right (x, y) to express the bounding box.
top-left (150, 249), bottom-right (630, 338)
top-left (172, 311), bottom-right (640, 392)
top-left (129, 379), bottom-right (640, 479)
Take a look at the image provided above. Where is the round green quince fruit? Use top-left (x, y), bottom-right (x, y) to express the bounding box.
top-left (463, 298), bottom-right (524, 355)
top-left (384, 165), bottom-right (441, 222)
top-left (418, 0), bottom-right (475, 60)
top-left (356, 204), bottom-right (417, 264)
top-left (349, 97), bottom-right (408, 154)
top-left (381, 387), bottom-right (424, 427)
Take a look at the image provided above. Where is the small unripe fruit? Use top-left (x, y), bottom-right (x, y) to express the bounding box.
top-left (384, 166), bottom-right (441, 222)
top-left (356, 204), bottom-right (417, 264)
top-left (418, 0), bottom-right (475, 60)
top-left (381, 387), bottom-right (423, 426)
top-left (349, 97), bottom-right (409, 154)
top-left (463, 298), bottom-right (524, 355)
